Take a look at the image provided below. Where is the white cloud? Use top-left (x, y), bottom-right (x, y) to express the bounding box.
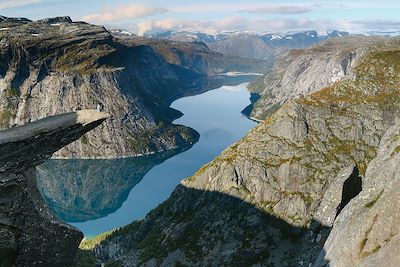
top-left (137, 19), bottom-right (216, 36)
top-left (136, 17), bottom-right (330, 36)
top-left (349, 19), bottom-right (400, 31)
top-left (134, 16), bottom-right (400, 36)
top-left (243, 5), bottom-right (314, 14)
top-left (0, 0), bottom-right (43, 10)
top-left (169, 3), bottom-right (352, 15)
top-left (82, 5), bottom-right (169, 23)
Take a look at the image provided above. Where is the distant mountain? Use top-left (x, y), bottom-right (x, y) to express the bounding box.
top-left (108, 28), bottom-right (136, 37)
top-left (148, 30), bottom-right (352, 59)
top-left (148, 31), bottom-right (216, 43)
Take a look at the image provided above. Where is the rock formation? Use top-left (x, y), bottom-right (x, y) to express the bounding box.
top-left (0, 110), bottom-right (108, 266)
top-left (90, 37), bottom-right (400, 266)
top-left (246, 36), bottom-right (387, 120)
top-left (315, 123), bottom-right (400, 266)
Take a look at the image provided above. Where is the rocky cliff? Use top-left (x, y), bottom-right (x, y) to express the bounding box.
top-left (315, 122), bottom-right (400, 266)
top-left (247, 36), bottom-right (388, 121)
top-left (0, 16), bottom-right (263, 159)
top-left (0, 110), bottom-right (108, 267)
top-left (89, 37), bottom-right (400, 266)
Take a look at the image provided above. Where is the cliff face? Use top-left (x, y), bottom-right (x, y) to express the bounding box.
top-left (247, 36), bottom-right (387, 121)
top-left (0, 110), bottom-right (108, 267)
top-left (91, 38), bottom-right (400, 266)
top-left (315, 123), bottom-right (400, 267)
top-left (0, 16), bottom-right (263, 158)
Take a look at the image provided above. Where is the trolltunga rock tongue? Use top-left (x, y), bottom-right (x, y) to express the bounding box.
top-left (0, 110), bottom-right (109, 267)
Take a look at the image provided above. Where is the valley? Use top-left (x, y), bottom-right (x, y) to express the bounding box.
top-left (83, 37), bottom-right (400, 266)
top-left (0, 5), bottom-right (399, 267)
top-left (38, 83), bottom-right (256, 237)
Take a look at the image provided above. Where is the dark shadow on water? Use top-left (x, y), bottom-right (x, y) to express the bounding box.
top-left (36, 146), bottom-right (192, 223)
top-left (100, 185), bottom-right (332, 266)
top-left (241, 92), bottom-right (261, 118)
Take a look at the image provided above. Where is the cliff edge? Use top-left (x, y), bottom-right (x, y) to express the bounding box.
top-left (0, 110), bottom-right (108, 266)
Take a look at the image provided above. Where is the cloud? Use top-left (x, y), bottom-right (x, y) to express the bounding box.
top-left (134, 16), bottom-right (400, 36)
top-left (170, 3), bottom-right (351, 15)
top-left (349, 19), bottom-right (400, 30)
top-left (137, 19), bottom-right (216, 36)
top-left (0, 0), bottom-right (43, 10)
top-left (136, 17), bottom-right (331, 36)
top-left (82, 5), bottom-right (169, 23)
top-left (243, 5), bottom-right (314, 14)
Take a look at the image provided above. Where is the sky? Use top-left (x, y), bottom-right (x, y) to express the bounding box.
top-left (1, 0), bottom-right (400, 35)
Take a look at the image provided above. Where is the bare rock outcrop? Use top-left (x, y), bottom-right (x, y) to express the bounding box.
top-left (0, 110), bottom-right (108, 266)
top-left (315, 123), bottom-right (400, 267)
top-left (247, 36), bottom-right (388, 120)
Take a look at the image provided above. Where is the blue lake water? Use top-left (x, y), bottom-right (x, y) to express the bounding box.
top-left (37, 83), bottom-right (256, 237)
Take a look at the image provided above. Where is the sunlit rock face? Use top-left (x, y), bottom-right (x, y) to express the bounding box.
top-left (0, 110), bottom-right (108, 267)
top-left (246, 36), bottom-right (388, 121)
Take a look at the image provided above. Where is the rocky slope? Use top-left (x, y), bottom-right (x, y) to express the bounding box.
top-left (0, 110), bottom-right (107, 267)
top-left (247, 36), bottom-right (388, 121)
top-left (88, 37), bottom-right (400, 266)
top-left (0, 16), bottom-right (263, 158)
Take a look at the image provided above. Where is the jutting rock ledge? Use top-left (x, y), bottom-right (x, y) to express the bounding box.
top-left (0, 110), bottom-right (109, 267)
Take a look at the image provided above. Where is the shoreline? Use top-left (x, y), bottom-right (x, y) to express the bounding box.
top-left (51, 79), bottom-right (259, 161)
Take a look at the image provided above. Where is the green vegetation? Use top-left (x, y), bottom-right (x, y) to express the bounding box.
top-left (130, 123), bottom-right (198, 154)
top-left (105, 259), bottom-right (123, 267)
top-left (238, 184), bottom-right (251, 195)
top-left (80, 230), bottom-right (115, 250)
top-left (129, 130), bottom-right (157, 153)
top-left (0, 110), bottom-right (13, 128)
top-left (5, 88), bottom-right (20, 98)
top-left (392, 146), bottom-right (400, 156)
top-left (364, 190), bottom-right (384, 208)
top-left (55, 43), bottom-right (115, 74)
top-left (71, 249), bottom-right (96, 267)
top-left (359, 214), bottom-right (377, 257)
top-left (80, 134), bottom-right (88, 145)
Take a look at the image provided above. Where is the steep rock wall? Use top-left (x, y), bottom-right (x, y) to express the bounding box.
top-left (0, 110), bottom-right (108, 266)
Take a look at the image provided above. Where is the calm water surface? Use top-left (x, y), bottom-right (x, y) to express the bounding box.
top-left (38, 83), bottom-right (256, 237)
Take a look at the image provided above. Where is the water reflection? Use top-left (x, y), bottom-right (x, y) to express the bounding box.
top-left (36, 146), bottom-right (189, 222)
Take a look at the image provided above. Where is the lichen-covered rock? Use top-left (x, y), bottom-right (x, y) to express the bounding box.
top-left (247, 36), bottom-right (389, 121)
top-left (315, 123), bottom-right (400, 267)
top-left (0, 110), bottom-right (108, 266)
